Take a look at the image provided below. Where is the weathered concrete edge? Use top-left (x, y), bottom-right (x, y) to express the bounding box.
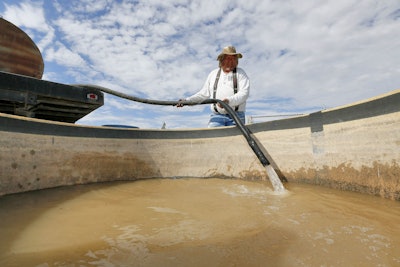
top-left (1, 89), bottom-right (399, 139)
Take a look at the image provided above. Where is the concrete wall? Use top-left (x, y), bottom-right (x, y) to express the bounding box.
top-left (254, 112), bottom-right (400, 200)
top-left (1, 89), bottom-right (399, 200)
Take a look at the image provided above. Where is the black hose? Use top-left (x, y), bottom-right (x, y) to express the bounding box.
top-left (74, 84), bottom-right (271, 166)
top-left (201, 99), bottom-right (270, 166)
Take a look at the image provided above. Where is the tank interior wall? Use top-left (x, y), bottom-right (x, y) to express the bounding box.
top-left (0, 126), bottom-right (266, 196)
top-left (254, 112), bottom-right (400, 200)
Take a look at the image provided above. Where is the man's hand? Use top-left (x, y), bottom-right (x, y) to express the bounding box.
top-left (175, 99), bottom-right (186, 107)
top-left (217, 98), bottom-right (229, 108)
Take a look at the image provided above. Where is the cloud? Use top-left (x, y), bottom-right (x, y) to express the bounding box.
top-left (2, 1), bottom-right (48, 31)
top-left (45, 42), bottom-right (87, 67)
top-left (1, 0), bottom-right (399, 128)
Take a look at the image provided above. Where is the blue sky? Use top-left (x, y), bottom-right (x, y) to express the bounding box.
top-left (1, 0), bottom-right (399, 129)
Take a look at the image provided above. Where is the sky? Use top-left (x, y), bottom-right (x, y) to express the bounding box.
top-left (1, 0), bottom-right (399, 129)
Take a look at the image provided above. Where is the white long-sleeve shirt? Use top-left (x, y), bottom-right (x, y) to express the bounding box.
top-left (186, 67), bottom-right (250, 114)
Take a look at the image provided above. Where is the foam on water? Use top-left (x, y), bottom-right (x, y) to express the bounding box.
top-left (265, 165), bottom-right (286, 193)
top-left (147, 207), bottom-right (185, 214)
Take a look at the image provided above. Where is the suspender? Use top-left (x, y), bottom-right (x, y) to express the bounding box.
top-left (213, 68), bottom-right (238, 113)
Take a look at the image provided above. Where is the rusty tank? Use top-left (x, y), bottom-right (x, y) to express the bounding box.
top-left (0, 18), bottom-right (44, 79)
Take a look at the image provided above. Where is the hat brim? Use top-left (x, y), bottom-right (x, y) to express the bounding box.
top-left (217, 53), bottom-right (243, 60)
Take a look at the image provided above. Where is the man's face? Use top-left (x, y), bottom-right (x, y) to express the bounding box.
top-left (221, 55), bottom-right (238, 72)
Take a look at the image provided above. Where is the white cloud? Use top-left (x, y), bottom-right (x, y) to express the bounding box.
top-left (45, 42), bottom-right (86, 67)
top-left (3, 1), bottom-right (48, 31)
top-left (1, 0), bottom-right (399, 128)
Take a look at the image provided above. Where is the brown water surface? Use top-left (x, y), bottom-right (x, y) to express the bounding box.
top-left (0, 178), bottom-right (399, 266)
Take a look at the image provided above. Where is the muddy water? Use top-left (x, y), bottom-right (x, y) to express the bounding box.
top-left (0, 178), bottom-right (399, 267)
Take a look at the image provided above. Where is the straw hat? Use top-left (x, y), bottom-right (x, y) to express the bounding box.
top-left (217, 46), bottom-right (243, 61)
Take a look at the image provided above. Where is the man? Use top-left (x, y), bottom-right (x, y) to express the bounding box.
top-left (177, 46), bottom-right (250, 127)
